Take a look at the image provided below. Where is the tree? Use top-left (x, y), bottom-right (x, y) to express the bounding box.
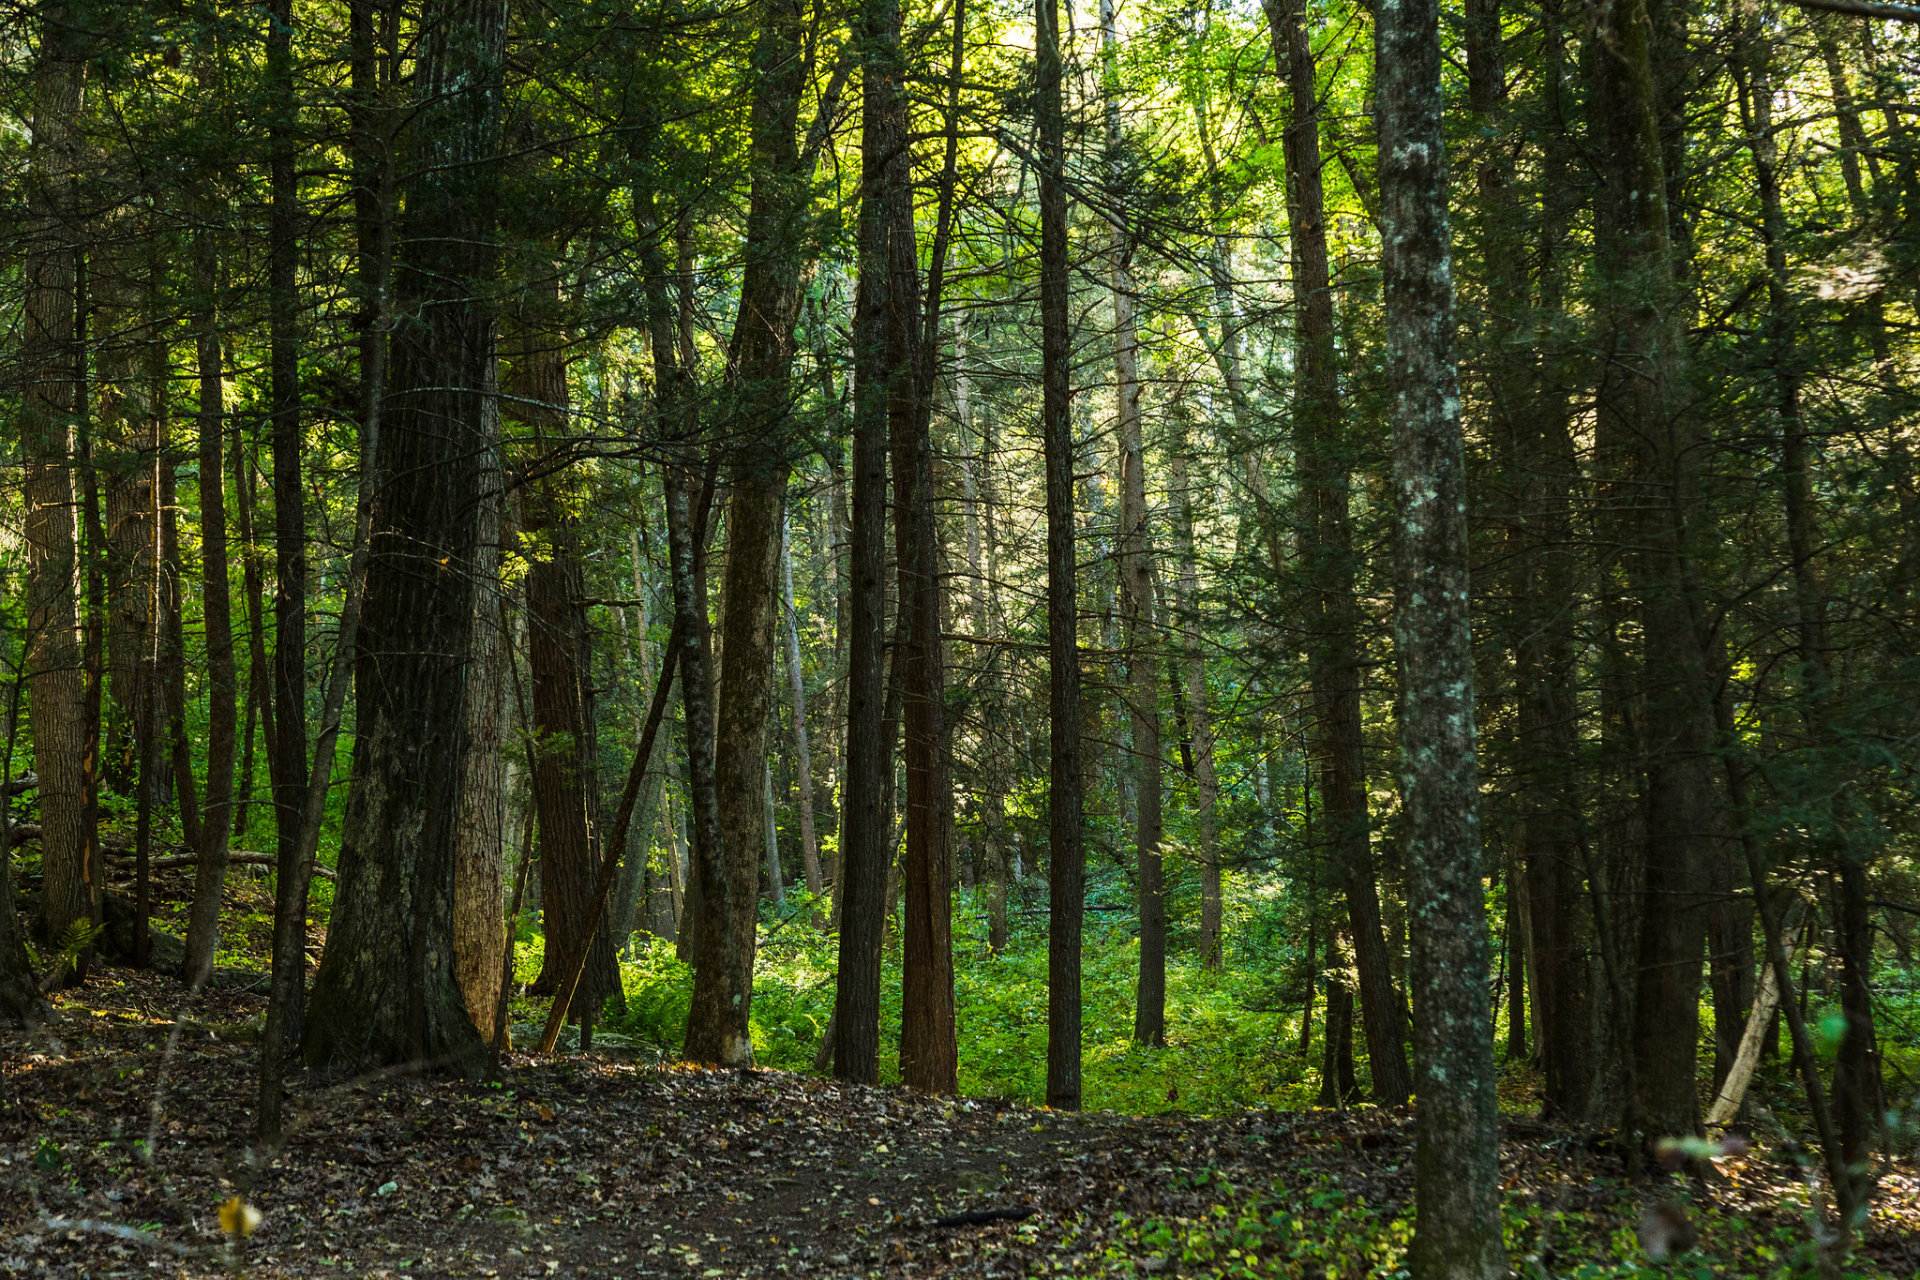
top-left (22, 0), bottom-right (91, 970)
top-left (1586, 0), bottom-right (1721, 1147)
top-left (304, 0), bottom-right (510, 1076)
top-left (1375, 0), bottom-right (1504, 1267)
top-left (833, 0), bottom-right (914, 1085)
top-left (1105, 0), bottom-right (1164, 1049)
top-left (1038, 0), bottom-right (1085, 1113)
top-left (1262, 0), bottom-right (1411, 1107)
top-left (684, 0), bottom-right (810, 1068)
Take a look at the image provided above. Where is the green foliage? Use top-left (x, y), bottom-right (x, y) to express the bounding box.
top-left (1096, 1171), bottom-right (1862, 1279)
top-left (598, 892), bottom-right (1315, 1113)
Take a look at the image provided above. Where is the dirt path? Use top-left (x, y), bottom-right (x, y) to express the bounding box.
top-left (6, 970), bottom-right (1918, 1277)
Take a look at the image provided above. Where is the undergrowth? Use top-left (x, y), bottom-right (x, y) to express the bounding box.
top-left (598, 890), bottom-right (1320, 1114)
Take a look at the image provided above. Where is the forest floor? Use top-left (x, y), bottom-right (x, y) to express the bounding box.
top-left (4, 882), bottom-right (1920, 1277)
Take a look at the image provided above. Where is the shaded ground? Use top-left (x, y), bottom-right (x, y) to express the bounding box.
top-left (4, 966), bottom-right (1919, 1277)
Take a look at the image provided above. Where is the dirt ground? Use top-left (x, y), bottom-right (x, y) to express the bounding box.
top-left (5, 964), bottom-right (1920, 1278)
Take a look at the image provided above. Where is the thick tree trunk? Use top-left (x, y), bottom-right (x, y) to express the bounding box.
top-left (1376, 0), bottom-right (1505, 1267)
top-left (302, 0), bottom-right (507, 1078)
top-left (22, 4), bottom-right (90, 965)
top-left (1038, 0), bottom-right (1085, 1112)
top-left (1263, 0), bottom-right (1412, 1106)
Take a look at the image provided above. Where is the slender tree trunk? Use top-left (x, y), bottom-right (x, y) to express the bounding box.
top-left (1039, 0), bottom-right (1085, 1112)
top-left (1168, 417), bottom-right (1222, 970)
top-left (1102, 0), bottom-right (1163, 1048)
top-left (834, 0), bottom-right (913, 1084)
top-left (893, 0), bottom-right (967, 1095)
top-left (1263, 0), bottom-right (1412, 1106)
top-left (184, 216), bottom-right (239, 990)
top-left (668, 454), bottom-right (734, 1058)
top-left (1706, 899), bottom-right (1805, 1127)
top-left (1376, 0), bottom-right (1505, 1266)
top-left (779, 520), bottom-right (824, 897)
top-left (763, 760), bottom-right (786, 907)
top-left (22, 2), bottom-right (90, 966)
top-left (454, 446), bottom-right (507, 1038)
top-left (302, 0), bottom-right (507, 1078)
top-left (517, 310), bottom-right (617, 1020)
top-left (956, 326), bottom-right (1009, 955)
top-left (1504, 875), bottom-right (1527, 1060)
top-left (234, 429), bottom-right (277, 833)
top-left (266, 0), bottom-right (312, 1046)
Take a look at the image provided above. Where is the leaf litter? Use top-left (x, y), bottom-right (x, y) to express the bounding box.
top-left (5, 968), bottom-right (1919, 1277)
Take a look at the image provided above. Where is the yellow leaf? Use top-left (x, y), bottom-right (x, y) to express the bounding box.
top-left (218, 1196), bottom-right (262, 1238)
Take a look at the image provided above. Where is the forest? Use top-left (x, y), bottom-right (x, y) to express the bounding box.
top-left (0, 0), bottom-right (1917, 1272)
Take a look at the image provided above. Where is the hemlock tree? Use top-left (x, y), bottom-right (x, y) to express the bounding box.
top-left (303, 0), bottom-right (510, 1076)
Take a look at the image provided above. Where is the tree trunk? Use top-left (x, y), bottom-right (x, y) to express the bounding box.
top-left (454, 448), bottom-right (507, 1040)
top-left (233, 429), bottom-right (277, 841)
top-left (1376, 0), bottom-right (1505, 1265)
top-left (833, 0), bottom-right (914, 1084)
top-left (184, 215), bottom-right (239, 990)
top-left (302, 0), bottom-right (507, 1078)
top-left (1706, 899), bottom-right (1805, 1127)
top-left (517, 312), bottom-right (618, 1021)
top-left (779, 521), bottom-right (824, 897)
top-left (1168, 418), bottom-right (1222, 971)
top-left (763, 760), bottom-right (786, 907)
top-left (1587, 0), bottom-right (1718, 1146)
top-left (662, 457), bottom-right (723, 1006)
top-left (267, 0), bottom-right (312, 1047)
top-left (1263, 0), bottom-right (1412, 1107)
top-left (683, 0), bottom-right (806, 1069)
top-left (22, 2), bottom-right (90, 967)
top-left (1038, 0), bottom-right (1085, 1112)
top-left (1103, 0), bottom-right (1163, 1049)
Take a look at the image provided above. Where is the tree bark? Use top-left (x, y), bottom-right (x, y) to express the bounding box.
top-left (454, 443), bottom-right (507, 1040)
top-left (1103, 0), bottom-right (1163, 1049)
top-left (779, 520), bottom-right (824, 898)
top-left (184, 212), bottom-right (239, 991)
top-left (518, 317), bottom-right (618, 1021)
top-left (1039, 0), bottom-right (1085, 1112)
top-left (1376, 0), bottom-right (1506, 1266)
top-left (302, 0), bottom-right (507, 1078)
top-left (266, 0), bottom-right (312, 1047)
top-left (682, 0), bottom-right (807, 1069)
top-left (834, 0), bottom-right (914, 1084)
top-left (1168, 420), bottom-right (1223, 972)
top-left (1587, 0), bottom-right (1719, 1145)
top-left (22, 1), bottom-right (90, 967)
top-left (1263, 0), bottom-right (1412, 1106)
